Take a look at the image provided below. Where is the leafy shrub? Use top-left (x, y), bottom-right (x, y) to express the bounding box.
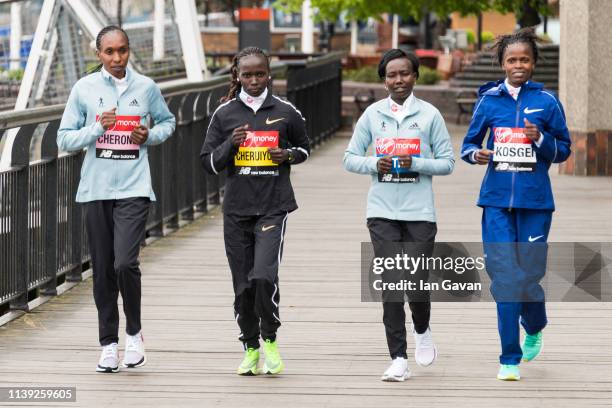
top-left (7, 69), bottom-right (23, 81)
top-left (465, 29), bottom-right (476, 45)
top-left (481, 31), bottom-right (495, 44)
top-left (343, 65), bottom-right (440, 86)
top-left (343, 66), bottom-right (380, 83)
top-left (416, 66), bottom-right (440, 85)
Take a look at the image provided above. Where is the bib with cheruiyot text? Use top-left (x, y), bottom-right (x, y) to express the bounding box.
top-left (234, 131), bottom-right (279, 176)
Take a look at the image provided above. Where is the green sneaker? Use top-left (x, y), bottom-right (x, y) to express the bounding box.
top-left (522, 331), bottom-right (543, 362)
top-left (261, 339), bottom-right (284, 375)
top-left (237, 348), bottom-right (259, 376)
top-left (497, 364), bottom-right (520, 381)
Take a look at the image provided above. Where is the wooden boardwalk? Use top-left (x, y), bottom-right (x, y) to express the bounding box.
top-left (1, 124), bottom-right (611, 407)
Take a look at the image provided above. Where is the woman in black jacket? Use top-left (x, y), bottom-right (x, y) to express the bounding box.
top-left (200, 47), bottom-right (310, 376)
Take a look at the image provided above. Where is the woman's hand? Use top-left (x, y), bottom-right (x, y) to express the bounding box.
top-left (99, 107), bottom-right (117, 130)
top-left (232, 124), bottom-right (249, 148)
top-left (524, 118), bottom-right (540, 142)
top-left (475, 149), bottom-right (494, 165)
top-left (377, 156), bottom-right (393, 173)
top-left (130, 125), bottom-right (149, 145)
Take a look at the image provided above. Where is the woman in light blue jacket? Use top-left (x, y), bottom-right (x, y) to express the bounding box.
top-left (344, 49), bottom-right (454, 382)
top-left (57, 26), bottom-right (175, 373)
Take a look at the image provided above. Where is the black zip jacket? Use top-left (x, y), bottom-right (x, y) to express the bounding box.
top-left (200, 92), bottom-right (310, 215)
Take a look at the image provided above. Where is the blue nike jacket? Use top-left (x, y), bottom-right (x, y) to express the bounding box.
top-left (461, 80), bottom-right (571, 210)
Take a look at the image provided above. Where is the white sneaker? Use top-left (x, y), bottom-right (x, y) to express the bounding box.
top-left (381, 357), bottom-right (411, 382)
top-left (123, 332), bottom-right (146, 368)
top-left (413, 327), bottom-right (437, 367)
top-left (96, 343), bottom-right (120, 373)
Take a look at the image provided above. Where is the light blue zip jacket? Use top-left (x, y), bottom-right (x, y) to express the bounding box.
top-left (343, 96), bottom-right (454, 222)
top-left (57, 68), bottom-right (175, 202)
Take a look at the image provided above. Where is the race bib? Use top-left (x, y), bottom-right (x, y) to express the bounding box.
top-left (375, 137), bottom-right (421, 183)
top-left (95, 115), bottom-right (140, 160)
top-left (234, 131), bottom-right (279, 176)
top-left (492, 127), bottom-right (536, 172)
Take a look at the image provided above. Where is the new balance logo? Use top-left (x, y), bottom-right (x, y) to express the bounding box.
top-left (99, 150), bottom-right (113, 158)
top-left (408, 122), bottom-right (420, 129)
top-left (129, 99), bottom-right (140, 107)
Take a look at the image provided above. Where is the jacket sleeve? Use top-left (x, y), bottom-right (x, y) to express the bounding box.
top-left (200, 110), bottom-right (236, 175)
top-left (286, 106), bottom-right (310, 165)
top-left (145, 84), bottom-right (176, 146)
top-left (533, 92), bottom-right (572, 163)
top-left (57, 84), bottom-right (105, 151)
top-left (343, 112), bottom-right (378, 174)
top-left (460, 95), bottom-right (490, 164)
top-left (411, 110), bottom-right (455, 175)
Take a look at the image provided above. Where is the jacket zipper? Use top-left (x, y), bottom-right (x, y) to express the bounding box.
top-left (508, 95), bottom-right (521, 210)
top-left (111, 80), bottom-right (120, 194)
top-left (394, 120), bottom-right (401, 218)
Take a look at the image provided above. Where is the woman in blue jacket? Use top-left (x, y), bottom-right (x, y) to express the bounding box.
top-left (344, 49), bottom-right (454, 381)
top-left (57, 26), bottom-right (175, 373)
top-left (461, 28), bottom-right (571, 380)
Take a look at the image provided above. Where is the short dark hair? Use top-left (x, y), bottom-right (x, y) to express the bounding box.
top-left (96, 25), bottom-right (130, 50)
top-left (490, 27), bottom-right (539, 66)
top-left (378, 49), bottom-right (420, 79)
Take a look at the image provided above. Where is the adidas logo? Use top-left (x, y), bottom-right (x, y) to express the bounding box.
top-left (408, 122), bottom-right (420, 129)
top-left (129, 99), bottom-right (139, 107)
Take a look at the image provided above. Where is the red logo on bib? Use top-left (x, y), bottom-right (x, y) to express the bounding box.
top-left (493, 127), bottom-right (530, 144)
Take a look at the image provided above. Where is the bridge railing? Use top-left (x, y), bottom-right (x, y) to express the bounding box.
top-left (0, 53), bottom-right (342, 314)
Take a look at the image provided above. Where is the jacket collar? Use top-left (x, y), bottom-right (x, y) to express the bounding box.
top-left (376, 95), bottom-right (421, 120)
top-left (101, 66), bottom-right (135, 86)
top-left (479, 79), bottom-right (544, 97)
top-left (237, 87), bottom-right (276, 110)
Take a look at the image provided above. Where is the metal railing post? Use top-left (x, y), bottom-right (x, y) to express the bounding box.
top-left (40, 120), bottom-right (60, 296)
top-left (8, 124), bottom-right (37, 311)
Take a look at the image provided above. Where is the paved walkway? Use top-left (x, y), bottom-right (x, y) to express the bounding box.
top-left (1, 124), bottom-right (611, 407)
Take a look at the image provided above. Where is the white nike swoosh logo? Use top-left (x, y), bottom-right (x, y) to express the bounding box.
top-left (266, 117), bottom-right (284, 125)
top-left (524, 108), bottom-right (544, 114)
top-left (528, 235), bottom-right (544, 242)
top-left (262, 225), bottom-right (276, 232)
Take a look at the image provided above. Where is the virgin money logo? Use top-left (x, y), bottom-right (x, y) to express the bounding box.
top-left (242, 132), bottom-right (278, 147)
top-left (395, 142), bottom-right (420, 152)
top-left (375, 138), bottom-right (420, 155)
top-left (494, 127), bottom-right (513, 143)
top-left (376, 138), bottom-right (397, 155)
top-left (115, 119), bottom-right (140, 128)
top-left (494, 127), bottom-right (527, 144)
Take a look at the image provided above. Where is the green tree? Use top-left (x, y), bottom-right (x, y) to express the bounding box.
top-left (274, 0), bottom-right (551, 23)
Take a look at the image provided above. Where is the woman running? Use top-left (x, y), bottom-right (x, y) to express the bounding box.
top-left (344, 49), bottom-right (454, 381)
top-left (57, 26), bottom-right (176, 373)
top-left (461, 28), bottom-right (571, 380)
top-left (200, 47), bottom-right (310, 376)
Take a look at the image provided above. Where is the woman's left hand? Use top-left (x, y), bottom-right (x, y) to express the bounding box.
top-left (268, 148), bottom-right (289, 164)
top-left (131, 125), bottom-right (149, 145)
top-left (523, 118), bottom-right (540, 142)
